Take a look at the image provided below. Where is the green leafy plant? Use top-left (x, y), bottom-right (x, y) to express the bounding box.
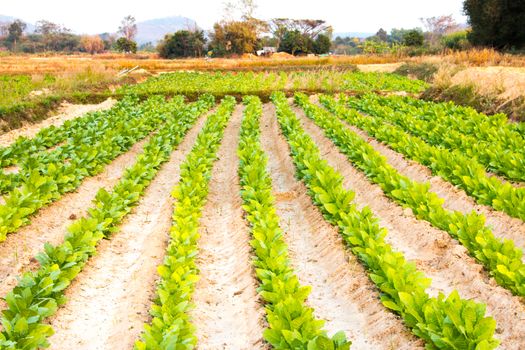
top-left (272, 91), bottom-right (498, 350)
top-left (135, 96), bottom-right (235, 350)
top-left (0, 95), bottom-right (214, 350)
top-left (238, 95), bottom-right (350, 349)
top-left (316, 94), bottom-right (525, 297)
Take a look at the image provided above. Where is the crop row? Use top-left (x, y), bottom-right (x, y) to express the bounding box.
top-left (348, 94), bottom-right (525, 183)
top-left (118, 71), bottom-right (427, 97)
top-left (135, 96), bottom-right (235, 349)
top-left (322, 94), bottom-right (525, 223)
top-left (0, 96), bottom-right (148, 195)
top-left (272, 91), bottom-right (498, 349)
top-left (237, 96), bottom-right (350, 349)
top-left (0, 96), bottom-right (214, 350)
top-left (311, 94), bottom-right (525, 297)
top-left (381, 94), bottom-right (525, 148)
top-left (0, 96), bottom-right (136, 169)
top-left (0, 95), bottom-right (182, 242)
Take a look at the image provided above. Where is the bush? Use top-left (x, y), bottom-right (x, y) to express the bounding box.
top-left (403, 29), bottom-right (424, 47)
top-left (442, 31), bottom-right (471, 50)
top-left (114, 37), bottom-right (137, 53)
top-left (393, 62), bottom-right (439, 82)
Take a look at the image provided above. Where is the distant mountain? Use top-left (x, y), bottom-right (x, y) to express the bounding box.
top-left (333, 31), bottom-right (374, 39)
top-left (0, 15), bottom-right (35, 33)
top-left (135, 16), bottom-right (199, 45)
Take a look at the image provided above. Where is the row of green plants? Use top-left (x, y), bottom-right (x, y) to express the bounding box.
top-left (0, 96), bottom-right (214, 350)
top-left (386, 94), bottom-right (525, 144)
top-left (0, 96), bottom-right (138, 168)
top-left (118, 71), bottom-right (427, 97)
top-left (324, 95), bottom-right (525, 223)
top-left (237, 95), bottom-right (350, 349)
top-left (0, 95), bottom-right (181, 242)
top-left (312, 94), bottom-right (525, 297)
top-left (272, 91), bottom-right (498, 349)
top-left (135, 96), bottom-right (235, 350)
top-left (349, 94), bottom-right (525, 183)
top-left (0, 96), bottom-right (147, 194)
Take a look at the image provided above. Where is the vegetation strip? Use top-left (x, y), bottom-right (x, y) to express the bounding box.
top-left (272, 91), bottom-right (498, 349)
top-left (310, 94), bottom-right (525, 297)
top-left (0, 95), bottom-right (183, 242)
top-left (330, 94), bottom-right (525, 222)
top-left (238, 96), bottom-right (350, 349)
top-left (0, 97), bottom-right (123, 169)
top-left (135, 96), bottom-right (235, 350)
top-left (0, 96), bottom-right (146, 194)
top-left (0, 96), bottom-right (213, 350)
top-left (350, 94), bottom-right (525, 183)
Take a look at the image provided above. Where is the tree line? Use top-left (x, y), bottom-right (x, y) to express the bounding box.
top-left (0, 0), bottom-right (523, 57)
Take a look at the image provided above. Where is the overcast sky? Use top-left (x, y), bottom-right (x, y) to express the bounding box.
top-left (2, 0), bottom-right (467, 34)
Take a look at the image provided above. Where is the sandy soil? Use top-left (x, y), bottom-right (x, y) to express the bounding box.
top-left (190, 105), bottom-right (267, 350)
top-left (0, 135), bottom-right (150, 307)
top-left (46, 110), bottom-right (212, 350)
top-left (0, 98), bottom-right (116, 147)
top-left (293, 104), bottom-right (525, 348)
top-left (339, 119), bottom-right (525, 251)
top-left (261, 104), bottom-right (422, 349)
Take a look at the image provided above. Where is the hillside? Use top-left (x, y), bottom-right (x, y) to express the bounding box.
top-left (135, 16), bottom-right (198, 44)
top-left (0, 15), bottom-right (35, 32)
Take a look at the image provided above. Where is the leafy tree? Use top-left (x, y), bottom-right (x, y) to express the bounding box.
top-left (403, 29), bottom-right (425, 46)
top-left (209, 20), bottom-right (258, 55)
top-left (81, 35), bottom-right (105, 54)
top-left (278, 29), bottom-right (313, 55)
top-left (6, 20), bottom-right (26, 50)
top-left (464, 0), bottom-right (525, 49)
top-left (118, 15), bottom-right (137, 41)
top-left (313, 34), bottom-right (331, 54)
top-left (158, 30), bottom-right (206, 58)
top-left (376, 28), bottom-right (388, 42)
top-left (114, 37), bottom-right (137, 53)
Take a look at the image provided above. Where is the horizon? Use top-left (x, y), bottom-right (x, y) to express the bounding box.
top-left (1, 0), bottom-right (467, 35)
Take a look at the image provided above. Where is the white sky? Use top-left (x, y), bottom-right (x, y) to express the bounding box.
top-left (2, 0), bottom-right (467, 34)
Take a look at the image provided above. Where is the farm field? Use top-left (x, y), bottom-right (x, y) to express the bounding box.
top-left (1, 69), bottom-right (525, 350)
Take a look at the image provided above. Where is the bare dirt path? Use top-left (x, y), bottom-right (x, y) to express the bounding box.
top-left (318, 96), bottom-right (525, 251)
top-left (0, 98), bottom-right (116, 147)
top-left (0, 135), bottom-right (150, 307)
top-left (293, 104), bottom-right (525, 349)
top-left (261, 104), bottom-right (423, 350)
top-left (46, 110), bottom-right (212, 350)
top-left (190, 104), bottom-right (267, 350)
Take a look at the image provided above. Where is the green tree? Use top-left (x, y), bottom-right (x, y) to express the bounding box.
top-left (278, 29), bottom-right (313, 55)
top-left (376, 28), bottom-right (388, 42)
top-left (313, 34), bottom-right (331, 54)
top-left (114, 37), bottom-right (137, 53)
top-left (6, 20), bottom-right (26, 51)
top-left (158, 30), bottom-right (206, 58)
top-left (463, 0), bottom-right (525, 49)
top-left (403, 29), bottom-right (425, 46)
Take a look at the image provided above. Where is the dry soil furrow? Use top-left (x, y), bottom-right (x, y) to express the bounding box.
top-left (261, 104), bottom-right (423, 350)
top-left (293, 105), bottom-right (525, 349)
top-left (0, 134), bottom-right (151, 306)
top-left (45, 110), bottom-right (212, 350)
top-left (190, 104), bottom-right (266, 350)
top-left (316, 96), bottom-right (525, 248)
top-left (0, 98), bottom-right (116, 147)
